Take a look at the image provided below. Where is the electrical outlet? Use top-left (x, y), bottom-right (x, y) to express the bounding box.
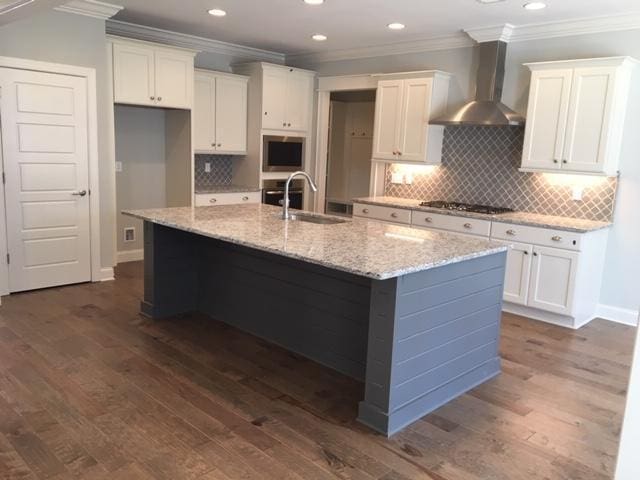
top-left (115, 161), bottom-right (123, 173)
top-left (572, 186), bottom-right (584, 201)
top-left (391, 173), bottom-right (404, 184)
top-left (204, 162), bottom-right (212, 173)
top-left (124, 227), bottom-right (135, 242)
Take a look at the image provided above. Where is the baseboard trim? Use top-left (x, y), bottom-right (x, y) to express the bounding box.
top-left (596, 304), bottom-right (639, 326)
top-left (117, 249), bottom-right (144, 264)
top-left (100, 267), bottom-right (115, 282)
top-left (502, 303), bottom-right (579, 329)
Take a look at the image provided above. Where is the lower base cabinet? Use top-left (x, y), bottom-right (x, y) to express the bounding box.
top-left (493, 240), bottom-right (532, 306)
top-left (527, 245), bottom-right (579, 316)
top-left (195, 191), bottom-right (261, 207)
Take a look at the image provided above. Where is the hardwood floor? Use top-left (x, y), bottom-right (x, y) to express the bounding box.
top-left (0, 261), bottom-right (634, 480)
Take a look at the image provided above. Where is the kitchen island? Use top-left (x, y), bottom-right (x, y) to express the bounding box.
top-left (124, 204), bottom-right (507, 436)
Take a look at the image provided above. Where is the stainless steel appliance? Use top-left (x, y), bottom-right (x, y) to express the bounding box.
top-left (263, 135), bottom-right (305, 172)
top-left (263, 179), bottom-right (304, 210)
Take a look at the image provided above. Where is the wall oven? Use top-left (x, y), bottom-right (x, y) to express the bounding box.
top-left (262, 180), bottom-right (304, 210)
top-left (263, 135), bottom-right (305, 172)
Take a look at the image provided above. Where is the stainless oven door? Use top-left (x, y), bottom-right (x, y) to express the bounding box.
top-left (263, 189), bottom-right (304, 210)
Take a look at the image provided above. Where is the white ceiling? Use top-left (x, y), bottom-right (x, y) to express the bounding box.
top-left (113, 0), bottom-right (640, 55)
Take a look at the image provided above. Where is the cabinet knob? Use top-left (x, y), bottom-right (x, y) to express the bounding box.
top-left (424, 217), bottom-right (433, 223)
top-left (264, 112), bottom-right (268, 115)
top-left (157, 97), bottom-right (162, 101)
top-left (209, 198), bottom-right (217, 204)
top-left (553, 159), bottom-right (559, 164)
top-left (150, 96), bottom-right (155, 100)
top-left (523, 251), bottom-right (529, 255)
top-left (362, 133), bottom-right (366, 136)
top-left (533, 252), bottom-right (538, 257)
top-left (283, 122), bottom-right (287, 127)
top-left (218, 143), bottom-right (222, 147)
top-left (352, 132), bottom-right (356, 136)
top-left (551, 235), bottom-right (562, 242)
top-left (391, 213), bottom-right (398, 219)
top-left (562, 159), bottom-right (568, 164)
top-left (506, 229), bottom-right (516, 236)
top-left (211, 142), bottom-right (216, 147)
top-left (287, 123), bottom-right (291, 127)
top-left (242, 196), bottom-right (249, 201)
top-left (397, 151), bottom-right (402, 156)
top-left (362, 208), bottom-right (369, 214)
top-left (463, 223), bottom-right (472, 229)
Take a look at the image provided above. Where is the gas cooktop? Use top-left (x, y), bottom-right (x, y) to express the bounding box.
top-left (419, 201), bottom-right (514, 215)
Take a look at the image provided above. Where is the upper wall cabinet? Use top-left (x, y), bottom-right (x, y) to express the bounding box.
top-left (194, 70), bottom-right (248, 155)
top-left (522, 57), bottom-right (637, 176)
top-left (371, 72), bottom-right (450, 165)
top-left (110, 37), bottom-right (197, 110)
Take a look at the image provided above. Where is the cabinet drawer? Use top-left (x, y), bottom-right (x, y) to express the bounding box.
top-left (491, 222), bottom-right (582, 251)
top-left (195, 191), bottom-right (261, 207)
top-left (411, 211), bottom-right (491, 237)
top-left (353, 203), bottom-right (411, 224)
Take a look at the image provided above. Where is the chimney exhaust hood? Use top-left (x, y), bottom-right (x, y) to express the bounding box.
top-left (430, 40), bottom-right (525, 126)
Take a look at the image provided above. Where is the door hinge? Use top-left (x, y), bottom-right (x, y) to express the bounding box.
top-left (2, 172), bottom-right (5, 185)
top-left (6, 254), bottom-right (9, 265)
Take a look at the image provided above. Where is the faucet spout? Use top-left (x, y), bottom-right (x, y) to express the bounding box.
top-left (282, 171), bottom-right (317, 220)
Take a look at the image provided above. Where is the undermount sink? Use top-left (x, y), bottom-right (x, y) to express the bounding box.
top-left (288, 213), bottom-right (347, 225)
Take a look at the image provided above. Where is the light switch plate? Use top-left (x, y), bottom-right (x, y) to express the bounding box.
top-left (115, 161), bottom-right (123, 173)
top-left (204, 162), bottom-right (212, 173)
top-left (572, 186), bottom-right (583, 201)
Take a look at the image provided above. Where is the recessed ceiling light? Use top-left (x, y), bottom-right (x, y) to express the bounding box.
top-left (523, 1), bottom-right (547, 10)
top-left (311, 34), bottom-right (327, 41)
top-left (387, 23), bottom-right (405, 30)
top-left (207, 8), bottom-right (226, 17)
top-left (303, 0), bottom-right (324, 5)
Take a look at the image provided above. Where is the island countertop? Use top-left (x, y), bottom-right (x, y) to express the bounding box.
top-left (124, 204), bottom-right (507, 280)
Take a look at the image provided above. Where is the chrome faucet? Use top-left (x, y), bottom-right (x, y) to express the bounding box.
top-left (282, 171), bottom-right (318, 220)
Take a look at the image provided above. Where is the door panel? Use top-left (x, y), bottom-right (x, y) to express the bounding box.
top-left (285, 72), bottom-right (311, 131)
top-left (262, 68), bottom-right (287, 129)
top-left (112, 42), bottom-right (155, 106)
top-left (563, 67), bottom-right (616, 173)
top-left (372, 80), bottom-right (403, 161)
top-left (521, 69), bottom-right (572, 170)
top-left (494, 240), bottom-right (532, 306)
top-left (0, 68), bottom-right (91, 292)
top-left (527, 246), bottom-right (578, 316)
top-left (154, 51), bottom-right (192, 109)
top-left (398, 78), bottom-right (431, 162)
top-left (194, 75), bottom-right (215, 152)
top-left (215, 76), bottom-right (247, 153)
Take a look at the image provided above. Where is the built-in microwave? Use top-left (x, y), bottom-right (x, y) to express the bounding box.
top-left (262, 135), bottom-right (305, 172)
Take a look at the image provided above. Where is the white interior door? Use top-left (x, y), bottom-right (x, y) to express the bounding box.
top-left (0, 68), bottom-right (91, 292)
top-left (527, 246), bottom-right (578, 316)
top-left (215, 76), bottom-right (247, 153)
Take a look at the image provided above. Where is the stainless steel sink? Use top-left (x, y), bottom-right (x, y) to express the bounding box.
top-left (288, 213), bottom-right (347, 225)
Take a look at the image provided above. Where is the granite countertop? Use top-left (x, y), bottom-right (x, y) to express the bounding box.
top-left (123, 204), bottom-right (506, 280)
top-left (195, 185), bottom-right (261, 194)
top-left (354, 196), bottom-right (611, 233)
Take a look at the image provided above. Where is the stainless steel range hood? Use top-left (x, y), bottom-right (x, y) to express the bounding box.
top-left (431, 40), bottom-right (525, 126)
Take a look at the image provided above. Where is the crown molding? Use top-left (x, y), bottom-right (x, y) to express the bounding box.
top-left (106, 19), bottom-right (286, 64)
top-left (55, 0), bottom-right (122, 20)
top-left (465, 24), bottom-right (514, 43)
top-left (507, 12), bottom-right (640, 42)
top-left (287, 33), bottom-right (474, 65)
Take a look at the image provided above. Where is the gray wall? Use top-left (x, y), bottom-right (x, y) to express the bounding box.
top-left (115, 106), bottom-right (167, 253)
top-left (0, 9), bottom-right (115, 271)
top-left (296, 29), bottom-right (640, 313)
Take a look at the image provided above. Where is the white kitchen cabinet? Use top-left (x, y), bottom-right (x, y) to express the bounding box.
top-left (194, 70), bottom-right (248, 154)
top-left (259, 65), bottom-right (313, 132)
top-left (527, 246), bottom-right (579, 316)
top-left (522, 57), bottom-right (636, 176)
top-left (493, 240), bottom-right (533, 306)
top-left (372, 72), bottom-right (450, 165)
top-left (110, 37), bottom-right (196, 110)
top-left (195, 191), bottom-right (261, 207)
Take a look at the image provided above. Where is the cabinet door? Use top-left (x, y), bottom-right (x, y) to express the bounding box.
top-left (154, 51), bottom-right (193, 109)
top-left (285, 72), bottom-right (312, 132)
top-left (562, 67), bottom-right (617, 173)
top-left (397, 78), bottom-right (432, 163)
top-left (262, 68), bottom-right (287, 129)
top-left (112, 42), bottom-right (155, 106)
top-left (372, 80), bottom-right (404, 161)
top-left (216, 76), bottom-right (248, 153)
top-left (527, 246), bottom-right (579, 316)
top-left (494, 240), bottom-right (533, 306)
top-left (194, 75), bottom-right (215, 152)
top-left (521, 69), bottom-right (573, 171)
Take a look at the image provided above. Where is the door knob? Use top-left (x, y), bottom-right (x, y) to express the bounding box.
top-left (72, 190), bottom-right (87, 197)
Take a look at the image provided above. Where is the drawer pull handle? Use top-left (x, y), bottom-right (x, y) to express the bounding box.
top-left (390, 213), bottom-right (398, 219)
top-left (506, 229), bottom-right (516, 236)
top-left (209, 198), bottom-right (217, 204)
top-left (424, 217), bottom-right (433, 223)
top-left (242, 196), bottom-right (249, 201)
top-left (362, 208), bottom-right (369, 214)
top-left (463, 223), bottom-right (472, 229)
top-left (551, 235), bottom-right (562, 242)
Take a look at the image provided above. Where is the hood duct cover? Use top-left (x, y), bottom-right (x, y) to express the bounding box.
top-left (431, 40), bottom-right (525, 126)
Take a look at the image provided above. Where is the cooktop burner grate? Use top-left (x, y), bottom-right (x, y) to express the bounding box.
top-left (419, 201), bottom-right (514, 215)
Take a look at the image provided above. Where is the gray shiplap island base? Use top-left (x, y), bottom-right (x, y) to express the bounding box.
top-left (125, 204), bottom-right (507, 436)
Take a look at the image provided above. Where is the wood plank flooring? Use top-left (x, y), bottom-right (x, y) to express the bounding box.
top-left (0, 261), bottom-right (634, 480)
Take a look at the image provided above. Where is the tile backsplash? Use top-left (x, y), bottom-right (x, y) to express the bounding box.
top-left (194, 154), bottom-right (233, 189)
top-left (384, 126), bottom-right (618, 221)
